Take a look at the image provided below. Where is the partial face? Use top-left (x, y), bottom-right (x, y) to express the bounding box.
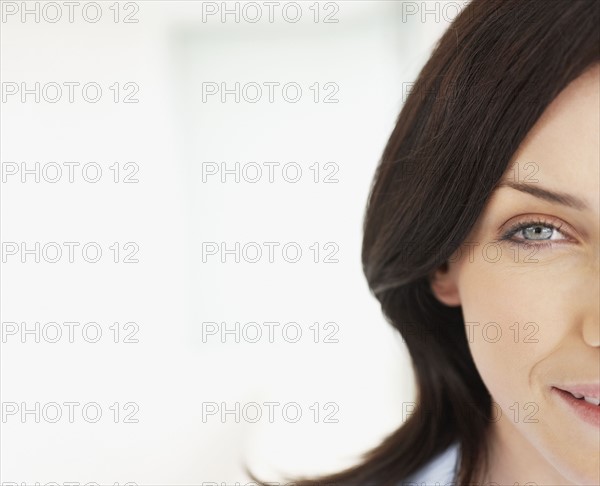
top-left (435, 65), bottom-right (599, 484)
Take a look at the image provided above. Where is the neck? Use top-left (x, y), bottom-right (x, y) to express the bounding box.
top-left (480, 413), bottom-right (573, 485)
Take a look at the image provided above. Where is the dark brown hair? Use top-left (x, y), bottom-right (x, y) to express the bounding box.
top-left (247, 0), bottom-right (600, 484)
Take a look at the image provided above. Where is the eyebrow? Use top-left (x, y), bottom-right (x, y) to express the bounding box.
top-left (495, 181), bottom-right (589, 211)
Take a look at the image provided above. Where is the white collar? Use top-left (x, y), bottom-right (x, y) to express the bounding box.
top-left (399, 441), bottom-right (460, 485)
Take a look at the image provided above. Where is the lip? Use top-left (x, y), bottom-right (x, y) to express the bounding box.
top-left (551, 383), bottom-right (600, 400)
top-left (551, 386), bottom-right (600, 427)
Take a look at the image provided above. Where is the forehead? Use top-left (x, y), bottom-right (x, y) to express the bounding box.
top-left (505, 64), bottom-right (599, 211)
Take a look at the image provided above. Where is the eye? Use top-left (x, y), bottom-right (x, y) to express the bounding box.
top-left (498, 217), bottom-right (572, 248)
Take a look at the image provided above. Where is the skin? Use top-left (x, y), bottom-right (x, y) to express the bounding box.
top-left (431, 63), bottom-right (600, 485)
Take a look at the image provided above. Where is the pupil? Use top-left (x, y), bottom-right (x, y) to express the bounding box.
top-left (524, 225), bottom-right (552, 240)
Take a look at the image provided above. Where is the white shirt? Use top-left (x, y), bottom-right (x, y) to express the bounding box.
top-left (398, 441), bottom-right (460, 485)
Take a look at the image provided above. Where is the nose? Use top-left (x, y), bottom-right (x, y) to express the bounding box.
top-left (582, 254), bottom-right (599, 347)
top-left (583, 316), bottom-right (600, 347)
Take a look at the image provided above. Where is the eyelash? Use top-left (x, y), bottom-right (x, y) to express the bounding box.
top-left (498, 217), bottom-right (571, 249)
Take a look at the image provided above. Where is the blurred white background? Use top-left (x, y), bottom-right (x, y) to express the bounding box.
top-left (1, 1), bottom-right (459, 483)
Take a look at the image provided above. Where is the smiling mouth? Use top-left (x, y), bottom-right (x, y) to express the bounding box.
top-left (551, 386), bottom-right (600, 428)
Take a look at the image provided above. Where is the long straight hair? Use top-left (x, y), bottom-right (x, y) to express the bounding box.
top-left (248, 1), bottom-right (600, 484)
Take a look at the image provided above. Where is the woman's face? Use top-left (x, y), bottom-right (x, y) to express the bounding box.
top-left (433, 65), bottom-right (599, 485)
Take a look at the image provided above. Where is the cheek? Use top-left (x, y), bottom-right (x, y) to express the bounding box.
top-left (457, 255), bottom-right (600, 483)
top-left (456, 260), bottom-right (568, 404)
